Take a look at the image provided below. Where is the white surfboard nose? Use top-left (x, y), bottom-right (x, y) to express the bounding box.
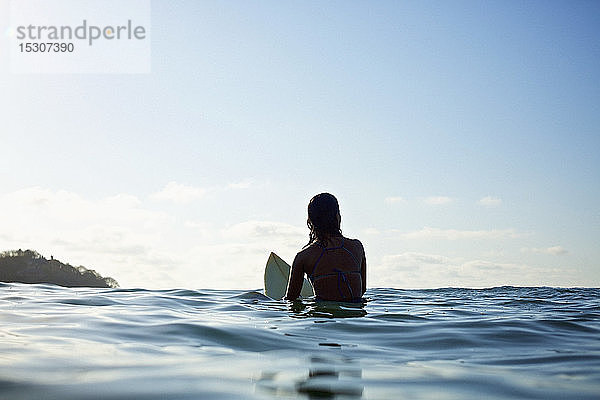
top-left (264, 252), bottom-right (314, 300)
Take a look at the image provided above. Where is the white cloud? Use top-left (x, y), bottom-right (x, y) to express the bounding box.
top-left (521, 246), bottom-right (568, 256)
top-left (151, 182), bottom-right (207, 204)
top-left (478, 196), bottom-right (502, 207)
top-left (221, 220), bottom-right (305, 241)
top-left (0, 187), bottom-right (164, 230)
top-left (384, 196), bottom-right (404, 204)
top-left (184, 220), bottom-right (213, 238)
top-left (424, 196), bottom-right (454, 205)
top-left (0, 187), bottom-right (174, 287)
top-left (227, 179), bottom-right (253, 190)
top-left (373, 252), bottom-right (566, 288)
top-left (381, 252), bottom-right (452, 270)
top-left (402, 227), bottom-right (524, 240)
top-left (544, 246), bottom-right (568, 255)
top-left (364, 227), bottom-right (381, 235)
top-left (150, 180), bottom-right (254, 204)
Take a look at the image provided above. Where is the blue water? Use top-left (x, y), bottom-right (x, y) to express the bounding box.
top-left (1, 283), bottom-right (598, 399)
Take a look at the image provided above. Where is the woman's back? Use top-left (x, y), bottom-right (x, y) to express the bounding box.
top-left (289, 236), bottom-right (366, 302)
top-left (307, 237), bottom-right (365, 301)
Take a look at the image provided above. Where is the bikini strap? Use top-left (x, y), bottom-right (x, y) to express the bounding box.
top-left (309, 246), bottom-right (327, 279)
top-left (333, 268), bottom-right (354, 300)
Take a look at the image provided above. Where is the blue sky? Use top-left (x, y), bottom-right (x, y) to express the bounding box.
top-left (1, 1), bottom-right (598, 289)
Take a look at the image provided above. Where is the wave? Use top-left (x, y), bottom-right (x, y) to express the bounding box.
top-left (0, 284), bottom-right (598, 399)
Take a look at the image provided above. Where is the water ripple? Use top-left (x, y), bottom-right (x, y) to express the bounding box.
top-left (0, 283), bottom-right (598, 399)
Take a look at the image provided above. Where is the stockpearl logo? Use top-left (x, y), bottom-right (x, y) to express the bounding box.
top-left (9, 0), bottom-right (151, 74)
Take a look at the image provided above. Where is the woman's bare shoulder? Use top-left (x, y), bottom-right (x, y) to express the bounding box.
top-left (295, 244), bottom-right (320, 260)
top-left (294, 244), bottom-right (322, 272)
top-left (345, 237), bottom-right (364, 250)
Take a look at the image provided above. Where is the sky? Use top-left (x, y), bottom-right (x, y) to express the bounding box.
top-left (0, 0), bottom-right (598, 289)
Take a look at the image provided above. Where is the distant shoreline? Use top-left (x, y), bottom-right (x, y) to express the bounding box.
top-left (0, 249), bottom-right (119, 288)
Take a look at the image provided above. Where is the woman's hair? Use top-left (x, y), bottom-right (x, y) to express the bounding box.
top-left (306, 193), bottom-right (342, 247)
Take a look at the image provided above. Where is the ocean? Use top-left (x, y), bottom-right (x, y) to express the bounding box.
top-left (1, 283), bottom-right (598, 399)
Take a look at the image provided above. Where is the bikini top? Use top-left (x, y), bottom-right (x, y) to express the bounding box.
top-left (308, 238), bottom-right (363, 302)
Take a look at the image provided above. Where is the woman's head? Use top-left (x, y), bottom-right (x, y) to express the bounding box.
top-left (307, 193), bottom-right (342, 246)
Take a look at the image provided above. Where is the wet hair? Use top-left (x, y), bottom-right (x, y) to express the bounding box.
top-left (306, 193), bottom-right (342, 247)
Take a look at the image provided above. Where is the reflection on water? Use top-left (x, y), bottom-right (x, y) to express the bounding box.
top-left (256, 355), bottom-right (364, 399)
top-left (288, 298), bottom-right (368, 319)
top-left (1, 283), bottom-right (599, 399)
top-left (299, 356), bottom-right (364, 399)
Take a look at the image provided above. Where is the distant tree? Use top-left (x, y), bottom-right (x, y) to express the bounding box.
top-left (0, 249), bottom-right (119, 288)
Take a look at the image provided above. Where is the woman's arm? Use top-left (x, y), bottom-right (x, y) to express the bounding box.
top-left (361, 245), bottom-right (367, 296)
top-left (284, 254), bottom-right (304, 300)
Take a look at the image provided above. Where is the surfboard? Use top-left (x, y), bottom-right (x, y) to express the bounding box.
top-left (264, 252), bottom-right (314, 300)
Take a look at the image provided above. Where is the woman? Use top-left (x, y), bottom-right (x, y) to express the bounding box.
top-left (285, 193), bottom-right (367, 302)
